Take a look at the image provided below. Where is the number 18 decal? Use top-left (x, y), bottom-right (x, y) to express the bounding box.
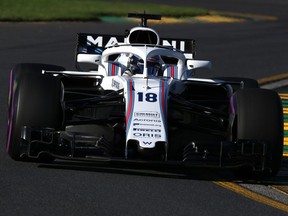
top-left (137, 92), bottom-right (157, 102)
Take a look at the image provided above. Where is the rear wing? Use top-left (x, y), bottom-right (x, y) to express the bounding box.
top-left (76, 33), bottom-right (196, 67)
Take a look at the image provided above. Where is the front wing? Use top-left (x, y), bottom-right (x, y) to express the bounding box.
top-left (20, 126), bottom-right (267, 171)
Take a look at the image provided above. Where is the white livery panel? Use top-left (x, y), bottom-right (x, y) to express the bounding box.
top-left (123, 78), bottom-right (169, 148)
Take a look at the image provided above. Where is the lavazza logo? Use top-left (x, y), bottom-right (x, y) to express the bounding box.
top-left (134, 112), bottom-right (160, 119)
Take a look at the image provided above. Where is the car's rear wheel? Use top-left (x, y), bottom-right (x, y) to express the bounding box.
top-left (233, 88), bottom-right (283, 178)
top-left (7, 63), bottom-right (65, 162)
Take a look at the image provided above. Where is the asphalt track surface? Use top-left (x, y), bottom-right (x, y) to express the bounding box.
top-left (1, 1), bottom-right (288, 216)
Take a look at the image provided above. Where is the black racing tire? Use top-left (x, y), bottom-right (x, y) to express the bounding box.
top-left (7, 63), bottom-right (65, 162)
top-left (233, 88), bottom-right (283, 178)
top-left (215, 77), bottom-right (259, 91)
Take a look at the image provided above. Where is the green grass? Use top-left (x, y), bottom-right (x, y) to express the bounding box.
top-left (0, 0), bottom-right (208, 21)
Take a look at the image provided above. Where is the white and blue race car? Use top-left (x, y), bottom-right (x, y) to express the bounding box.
top-left (7, 13), bottom-right (283, 178)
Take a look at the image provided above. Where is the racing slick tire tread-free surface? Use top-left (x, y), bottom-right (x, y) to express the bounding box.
top-left (7, 63), bottom-right (65, 162)
top-left (233, 88), bottom-right (283, 178)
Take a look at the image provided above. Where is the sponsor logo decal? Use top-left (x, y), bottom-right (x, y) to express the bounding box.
top-left (86, 35), bottom-right (193, 52)
top-left (134, 112), bottom-right (160, 118)
top-left (111, 79), bottom-right (120, 89)
top-left (133, 123), bottom-right (161, 127)
top-left (133, 133), bottom-right (161, 139)
top-left (133, 128), bottom-right (161, 132)
top-left (87, 36), bottom-right (119, 47)
top-left (134, 118), bottom-right (161, 123)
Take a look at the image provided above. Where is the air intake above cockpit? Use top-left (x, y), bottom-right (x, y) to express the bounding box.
top-left (127, 27), bottom-right (159, 45)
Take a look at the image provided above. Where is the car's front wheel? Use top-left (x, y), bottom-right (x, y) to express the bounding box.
top-left (233, 88), bottom-right (283, 178)
top-left (7, 63), bottom-right (64, 161)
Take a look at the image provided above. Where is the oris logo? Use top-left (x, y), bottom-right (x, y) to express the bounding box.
top-left (133, 133), bottom-right (161, 139)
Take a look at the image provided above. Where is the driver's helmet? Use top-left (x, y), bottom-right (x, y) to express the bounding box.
top-left (147, 55), bottom-right (162, 76)
top-left (125, 54), bottom-right (143, 76)
top-left (125, 54), bottom-right (161, 76)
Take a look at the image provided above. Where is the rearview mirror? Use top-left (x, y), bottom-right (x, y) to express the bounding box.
top-left (187, 60), bottom-right (212, 70)
top-left (76, 54), bottom-right (102, 71)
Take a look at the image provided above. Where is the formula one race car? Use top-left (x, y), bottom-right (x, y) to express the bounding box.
top-left (7, 13), bottom-right (283, 178)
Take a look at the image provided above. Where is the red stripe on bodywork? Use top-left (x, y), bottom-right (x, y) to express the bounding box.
top-left (161, 80), bottom-right (167, 118)
top-left (171, 66), bottom-right (175, 78)
top-left (112, 64), bottom-right (116, 76)
top-left (126, 80), bottom-right (133, 125)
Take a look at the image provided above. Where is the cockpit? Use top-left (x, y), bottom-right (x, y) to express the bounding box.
top-left (123, 54), bottom-right (163, 76)
top-left (100, 45), bottom-right (186, 79)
